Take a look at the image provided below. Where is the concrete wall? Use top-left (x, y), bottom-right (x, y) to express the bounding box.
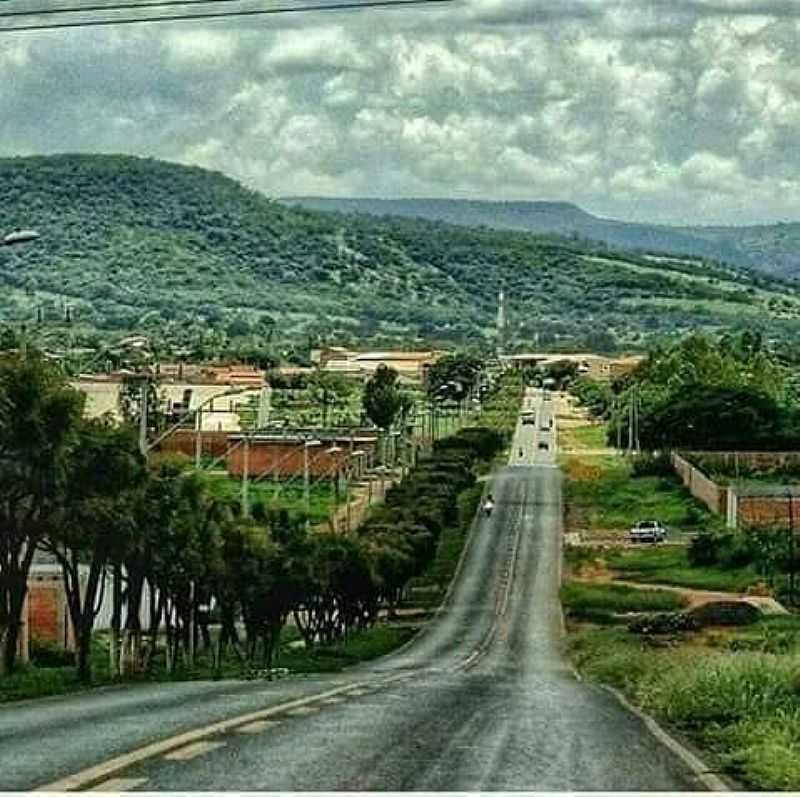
top-left (671, 452), bottom-right (728, 514)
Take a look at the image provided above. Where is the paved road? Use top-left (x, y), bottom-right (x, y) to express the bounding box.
top-left (0, 389), bottom-right (702, 791)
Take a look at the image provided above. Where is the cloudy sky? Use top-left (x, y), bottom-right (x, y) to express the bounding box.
top-left (1, 0), bottom-right (799, 225)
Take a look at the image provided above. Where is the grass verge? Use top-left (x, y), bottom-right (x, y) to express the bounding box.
top-left (567, 624), bottom-right (800, 790)
top-left (274, 624), bottom-right (417, 673)
top-left (606, 546), bottom-right (759, 592)
top-left (561, 581), bottom-right (686, 625)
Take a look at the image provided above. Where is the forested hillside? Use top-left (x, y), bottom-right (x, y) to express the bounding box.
top-left (2, 154), bottom-right (800, 353)
top-left (287, 196), bottom-right (800, 280)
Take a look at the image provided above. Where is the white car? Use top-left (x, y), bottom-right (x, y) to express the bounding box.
top-left (629, 520), bottom-right (667, 543)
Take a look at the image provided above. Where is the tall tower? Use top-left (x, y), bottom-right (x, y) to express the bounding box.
top-left (496, 283), bottom-right (506, 356)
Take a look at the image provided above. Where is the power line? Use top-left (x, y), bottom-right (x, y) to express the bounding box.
top-left (0, 0), bottom-right (304, 20)
top-left (0, 0), bottom-right (452, 31)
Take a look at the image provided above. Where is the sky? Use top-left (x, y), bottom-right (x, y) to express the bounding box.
top-left (1, 0), bottom-right (799, 226)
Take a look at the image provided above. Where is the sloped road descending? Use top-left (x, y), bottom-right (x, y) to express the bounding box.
top-left (1, 390), bottom-right (703, 791)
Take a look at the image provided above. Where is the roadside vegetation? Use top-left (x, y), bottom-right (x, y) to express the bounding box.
top-left (563, 452), bottom-right (719, 542)
top-left (567, 623), bottom-right (800, 790)
top-left (561, 334), bottom-right (800, 789)
top-left (0, 352), bottom-right (520, 701)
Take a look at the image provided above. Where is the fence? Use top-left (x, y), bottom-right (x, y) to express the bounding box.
top-left (671, 451), bottom-right (729, 515)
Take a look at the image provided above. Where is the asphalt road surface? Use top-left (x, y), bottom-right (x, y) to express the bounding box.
top-left (1, 389), bottom-right (703, 791)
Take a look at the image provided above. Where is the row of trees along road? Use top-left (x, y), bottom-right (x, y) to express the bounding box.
top-left (0, 352), bottom-right (519, 683)
top-left (571, 331), bottom-right (800, 451)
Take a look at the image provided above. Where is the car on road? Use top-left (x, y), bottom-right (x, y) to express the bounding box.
top-left (522, 413), bottom-right (536, 425)
top-left (538, 441), bottom-right (548, 450)
top-left (629, 520), bottom-right (667, 543)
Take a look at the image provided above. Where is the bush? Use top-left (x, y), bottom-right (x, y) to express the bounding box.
top-left (631, 453), bottom-right (674, 478)
top-left (689, 532), bottom-right (725, 566)
top-left (689, 532), bottom-right (754, 569)
top-left (30, 640), bottom-right (75, 668)
top-left (688, 601), bottom-right (762, 627)
top-left (628, 612), bottom-right (700, 635)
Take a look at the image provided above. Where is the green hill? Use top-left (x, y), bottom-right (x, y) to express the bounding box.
top-left (2, 154), bottom-right (800, 353)
top-left (286, 196), bottom-right (800, 279)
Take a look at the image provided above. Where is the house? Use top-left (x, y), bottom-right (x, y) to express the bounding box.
top-left (313, 347), bottom-right (444, 381)
top-left (501, 352), bottom-right (644, 382)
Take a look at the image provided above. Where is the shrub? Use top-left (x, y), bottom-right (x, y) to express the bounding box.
top-left (631, 453), bottom-right (674, 478)
top-left (688, 601), bottom-right (762, 627)
top-left (689, 532), bottom-right (725, 566)
top-left (628, 612), bottom-right (700, 635)
top-left (30, 640), bottom-right (75, 668)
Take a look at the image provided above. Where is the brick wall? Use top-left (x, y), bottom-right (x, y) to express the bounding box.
top-left (228, 441), bottom-right (352, 478)
top-left (26, 572), bottom-right (75, 650)
top-left (671, 452), bottom-right (728, 514)
top-left (157, 429), bottom-right (230, 459)
top-left (738, 496), bottom-right (800, 529)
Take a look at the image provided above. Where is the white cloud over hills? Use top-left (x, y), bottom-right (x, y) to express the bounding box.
top-left (1, 0), bottom-right (799, 224)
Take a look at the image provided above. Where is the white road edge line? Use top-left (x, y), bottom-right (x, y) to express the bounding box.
top-left (35, 675), bottom-right (408, 792)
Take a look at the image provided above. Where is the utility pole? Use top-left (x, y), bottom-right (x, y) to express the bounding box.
top-left (789, 489), bottom-right (796, 605)
top-left (241, 434), bottom-right (250, 518)
top-left (194, 406), bottom-right (203, 470)
top-left (138, 376), bottom-right (150, 457)
top-left (627, 392), bottom-right (633, 454)
top-left (303, 440), bottom-right (311, 519)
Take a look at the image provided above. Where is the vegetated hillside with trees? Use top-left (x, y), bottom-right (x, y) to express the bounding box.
top-left (4, 155), bottom-right (800, 356)
top-left (287, 196), bottom-right (800, 279)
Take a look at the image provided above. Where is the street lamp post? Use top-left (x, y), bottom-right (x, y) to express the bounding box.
top-left (2, 229), bottom-right (40, 247)
top-left (143, 385), bottom-right (248, 459)
top-left (3, 229), bottom-right (41, 356)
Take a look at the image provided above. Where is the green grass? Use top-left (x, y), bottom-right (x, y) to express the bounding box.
top-left (561, 581), bottom-right (687, 615)
top-left (566, 625), bottom-right (800, 790)
top-left (274, 624), bottom-right (416, 673)
top-left (566, 462), bottom-right (715, 533)
top-left (0, 665), bottom-right (87, 703)
top-left (560, 423), bottom-right (609, 450)
top-left (0, 622), bottom-right (417, 703)
top-left (205, 475), bottom-right (336, 524)
top-left (606, 546), bottom-right (759, 592)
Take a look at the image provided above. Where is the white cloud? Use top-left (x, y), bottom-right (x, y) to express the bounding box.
top-left (1, 0), bottom-right (800, 224)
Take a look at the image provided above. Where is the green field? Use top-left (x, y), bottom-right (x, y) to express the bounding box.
top-left (605, 547), bottom-right (760, 593)
top-left (205, 475), bottom-right (337, 524)
top-left (564, 455), bottom-right (718, 537)
top-left (560, 581), bottom-right (687, 625)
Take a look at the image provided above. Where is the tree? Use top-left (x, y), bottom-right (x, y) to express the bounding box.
top-left (363, 365), bottom-right (404, 431)
top-left (307, 371), bottom-right (355, 427)
top-left (426, 354), bottom-right (482, 401)
top-left (46, 419), bottom-right (145, 681)
top-left (0, 352), bottom-right (84, 674)
top-left (636, 385), bottom-right (788, 451)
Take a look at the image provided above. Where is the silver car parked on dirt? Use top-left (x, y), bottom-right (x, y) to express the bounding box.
top-left (629, 520), bottom-right (667, 543)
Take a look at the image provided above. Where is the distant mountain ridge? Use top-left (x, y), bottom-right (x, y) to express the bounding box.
top-left (3, 154), bottom-right (800, 353)
top-left (282, 197), bottom-right (800, 279)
